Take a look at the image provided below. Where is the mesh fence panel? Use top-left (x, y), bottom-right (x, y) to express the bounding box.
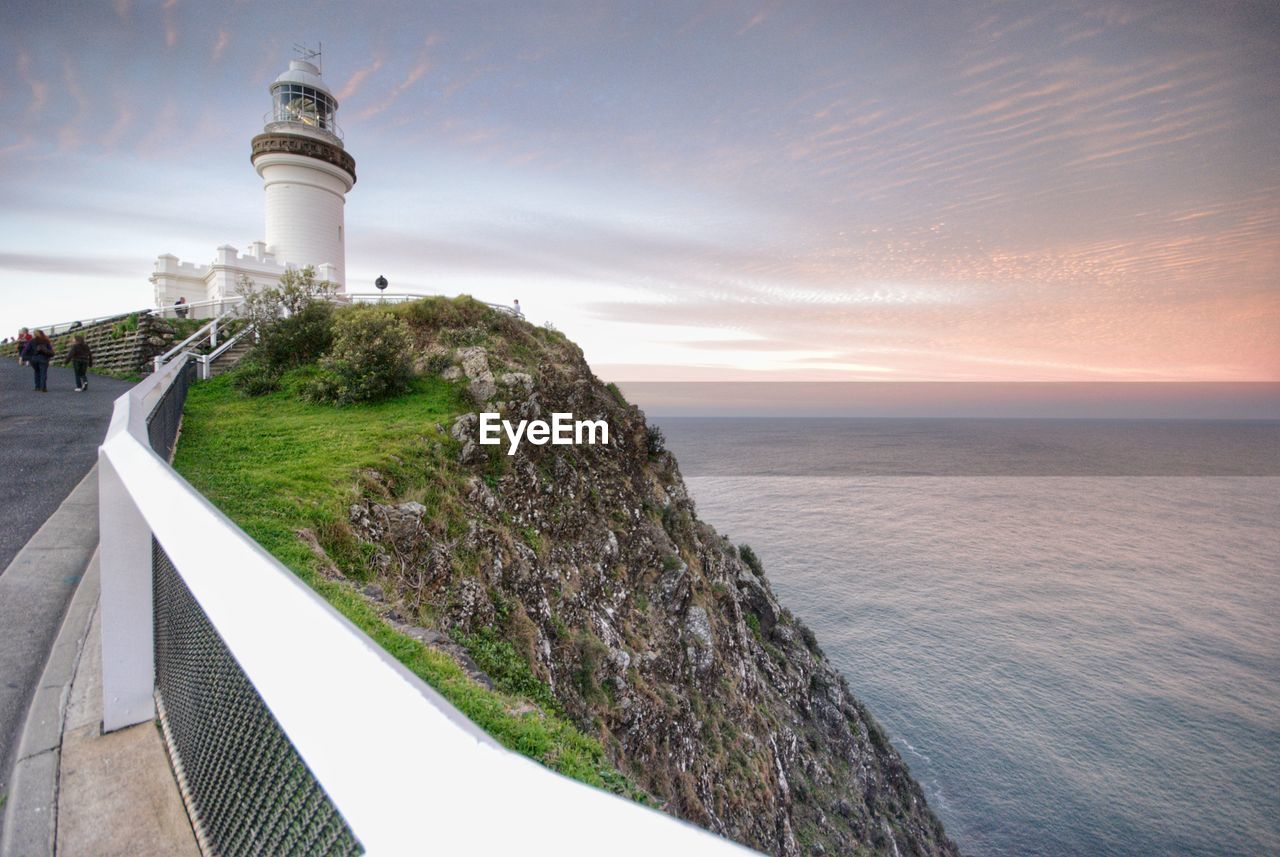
top-left (148, 359), bottom-right (195, 459)
top-left (152, 539), bottom-right (363, 856)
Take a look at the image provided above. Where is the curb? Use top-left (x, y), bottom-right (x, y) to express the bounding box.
top-left (0, 469), bottom-right (102, 857)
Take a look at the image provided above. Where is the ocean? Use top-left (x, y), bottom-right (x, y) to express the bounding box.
top-left (656, 419), bottom-right (1280, 857)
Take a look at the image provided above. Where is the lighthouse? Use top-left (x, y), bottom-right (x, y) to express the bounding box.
top-left (150, 52), bottom-right (357, 312)
top-left (252, 57), bottom-right (357, 287)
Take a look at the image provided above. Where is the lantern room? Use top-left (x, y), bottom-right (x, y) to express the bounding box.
top-left (267, 59), bottom-right (342, 142)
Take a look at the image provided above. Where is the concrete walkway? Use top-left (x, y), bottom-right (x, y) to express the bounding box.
top-left (0, 468), bottom-right (99, 831)
top-left (0, 358), bottom-right (196, 854)
top-left (0, 551), bottom-right (198, 857)
top-left (0, 358), bottom-right (133, 813)
top-left (0, 356), bottom-right (132, 807)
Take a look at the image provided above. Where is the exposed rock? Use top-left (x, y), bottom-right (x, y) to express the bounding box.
top-left (456, 345), bottom-right (497, 401)
top-left (339, 306), bottom-right (958, 857)
top-left (499, 372), bottom-right (534, 395)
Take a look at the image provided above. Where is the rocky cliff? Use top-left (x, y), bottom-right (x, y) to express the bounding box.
top-left (332, 300), bottom-right (957, 857)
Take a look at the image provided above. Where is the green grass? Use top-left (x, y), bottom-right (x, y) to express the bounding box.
top-left (173, 369), bottom-right (648, 802)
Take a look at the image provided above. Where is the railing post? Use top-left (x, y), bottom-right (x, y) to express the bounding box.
top-left (98, 451), bottom-right (156, 732)
top-left (210, 318), bottom-right (218, 349)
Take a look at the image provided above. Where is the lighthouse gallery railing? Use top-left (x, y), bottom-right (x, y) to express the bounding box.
top-left (97, 354), bottom-right (755, 856)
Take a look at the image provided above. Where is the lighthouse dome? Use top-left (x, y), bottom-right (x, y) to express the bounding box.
top-left (267, 59), bottom-right (342, 142)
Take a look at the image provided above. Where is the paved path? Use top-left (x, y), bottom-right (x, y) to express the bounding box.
top-left (0, 359), bottom-right (132, 572)
top-left (0, 357), bottom-right (132, 826)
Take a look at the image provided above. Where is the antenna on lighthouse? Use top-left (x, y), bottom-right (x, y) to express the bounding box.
top-left (292, 42), bottom-right (322, 72)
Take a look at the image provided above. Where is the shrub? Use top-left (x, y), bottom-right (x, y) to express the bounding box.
top-left (424, 351), bottom-right (453, 375)
top-left (796, 619), bottom-right (823, 656)
top-left (393, 294), bottom-right (496, 331)
top-left (231, 360), bottom-right (283, 397)
top-left (237, 268), bottom-right (337, 373)
top-left (304, 307), bottom-right (412, 405)
top-left (738, 543), bottom-right (763, 576)
top-left (645, 424), bottom-right (666, 455)
top-left (254, 301), bottom-right (334, 370)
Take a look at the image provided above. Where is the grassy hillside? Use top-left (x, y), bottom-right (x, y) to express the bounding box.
top-left (173, 294), bottom-right (955, 856)
top-left (172, 368), bottom-right (649, 802)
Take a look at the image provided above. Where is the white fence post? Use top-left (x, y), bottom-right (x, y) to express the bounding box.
top-left (98, 451), bottom-right (156, 732)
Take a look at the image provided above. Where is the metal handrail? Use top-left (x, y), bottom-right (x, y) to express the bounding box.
top-left (195, 323), bottom-right (256, 380)
top-left (28, 310), bottom-right (143, 337)
top-left (262, 111), bottom-right (344, 141)
top-left (151, 296), bottom-right (244, 321)
top-left (153, 313), bottom-right (234, 371)
top-left (97, 358), bottom-right (756, 856)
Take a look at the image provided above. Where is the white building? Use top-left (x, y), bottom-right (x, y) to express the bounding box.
top-left (150, 56), bottom-right (357, 313)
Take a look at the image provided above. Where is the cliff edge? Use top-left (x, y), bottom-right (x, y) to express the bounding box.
top-left (177, 296), bottom-right (958, 856)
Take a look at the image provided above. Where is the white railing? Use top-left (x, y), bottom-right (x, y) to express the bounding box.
top-left (30, 297), bottom-right (246, 338)
top-left (195, 323), bottom-right (255, 380)
top-left (28, 310), bottom-right (138, 337)
top-left (97, 357), bottom-right (753, 855)
top-left (34, 293), bottom-right (519, 342)
top-left (151, 296), bottom-right (244, 321)
top-left (153, 313), bottom-right (231, 370)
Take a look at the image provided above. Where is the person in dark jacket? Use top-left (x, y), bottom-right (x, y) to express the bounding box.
top-left (68, 335), bottom-right (93, 392)
top-left (21, 329), bottom-right (53, 392)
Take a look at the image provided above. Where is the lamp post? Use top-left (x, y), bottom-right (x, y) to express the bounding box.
top-left (375, 274), bottom-right (387, 303)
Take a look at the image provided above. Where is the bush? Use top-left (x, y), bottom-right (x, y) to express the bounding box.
top-left (645, 424), bottom-right (666, 455)
top-left (231, 360), bottom-right (283, 397)
top-left (393, 294), bottom-right (497, 331)
top-left (304, 307), bottom-right (412, 405)
top-left (253, 301), bottom-right (334, 370)
top-left (237, 268), bottom-right (337, 373)
top-left (738, 543), bottom-right (763, 576)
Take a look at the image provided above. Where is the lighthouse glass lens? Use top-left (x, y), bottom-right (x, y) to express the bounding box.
top-left (275, 85), bottom-right (335, 130)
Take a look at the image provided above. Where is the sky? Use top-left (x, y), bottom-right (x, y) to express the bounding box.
top-left (1, 0), bottom-right (1277, 387)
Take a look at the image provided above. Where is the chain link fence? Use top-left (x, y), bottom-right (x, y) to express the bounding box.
top-left (147, 356), bottom-right (362, 856)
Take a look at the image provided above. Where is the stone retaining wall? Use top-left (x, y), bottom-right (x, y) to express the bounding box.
top-left (10, 314), bottom-right (185, 377)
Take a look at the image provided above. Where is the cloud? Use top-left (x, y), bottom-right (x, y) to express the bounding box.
top-left (16, 50), bottom-right (48, 116)
top-left (736, 8), bottom-right (769, 36)
top-left (0, 252), bottom-right (144, 277)
top-left (338, 57), bottom-right (383, 101)
top-left (211, 29), bottom-right (229, 62)
top-left (359, 38), bottom-right (434, 119)
top-left (162, 0), bottom-right (179, 49)
top-left (58, 57), bottom-right (90, 151)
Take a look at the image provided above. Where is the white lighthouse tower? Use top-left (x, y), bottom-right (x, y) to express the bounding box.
top-left (252, 55), bottom-right (357, 287)
top-left (150, 51), bottom-right (357, 311)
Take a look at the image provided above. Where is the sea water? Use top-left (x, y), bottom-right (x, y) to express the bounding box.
top-left (657, 419), bottom-right (1280, 857)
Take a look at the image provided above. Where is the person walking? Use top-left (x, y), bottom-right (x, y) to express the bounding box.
top-left (68, 334), bottom-right (93, 392)
top-left (15, 327), bottom-right (31, 365)
top-left (513, 298), bottom-right (522, 317)
top-left (22, 329), bottom-right (54, 392)
top-left (175, 296), bottom-right (188, 319)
